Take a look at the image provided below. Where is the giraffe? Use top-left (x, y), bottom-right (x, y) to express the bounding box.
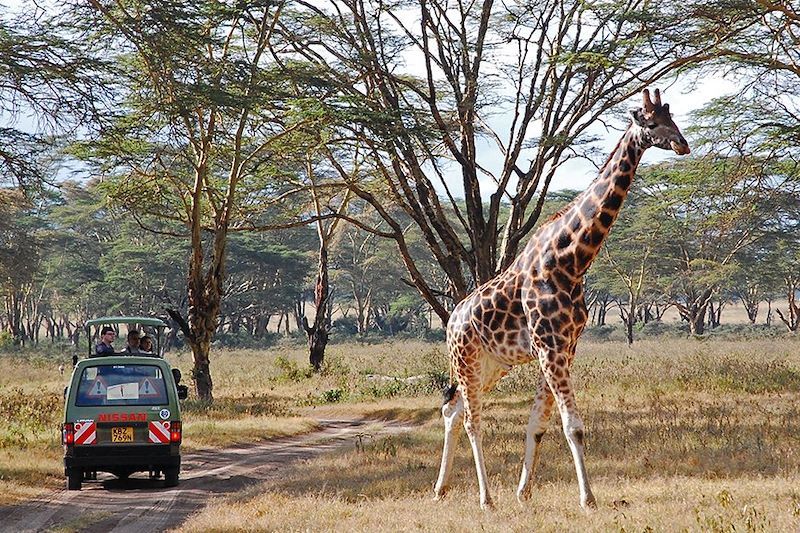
top-left (432, 89), bottom-right (690, 510)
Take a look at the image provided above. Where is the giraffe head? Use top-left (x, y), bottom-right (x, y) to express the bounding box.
top-left (630, 88), bottom-right (691, 155)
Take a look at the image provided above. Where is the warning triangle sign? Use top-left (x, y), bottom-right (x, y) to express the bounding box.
top-left (139, 378), bottom-right (160, 396)
top-left (87, 377), bottom-right (107, 397)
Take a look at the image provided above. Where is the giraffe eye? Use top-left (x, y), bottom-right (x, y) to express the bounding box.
top-left (647, 123), bottom-right (658, 130)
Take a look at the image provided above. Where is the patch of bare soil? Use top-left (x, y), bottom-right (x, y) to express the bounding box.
top-left (0, 419), bottom-right (411, 532)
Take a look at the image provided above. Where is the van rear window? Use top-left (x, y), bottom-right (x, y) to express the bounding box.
top-left (76, 364), bottom-right (168, 406)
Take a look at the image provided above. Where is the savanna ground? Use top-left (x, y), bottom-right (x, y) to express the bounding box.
top-left (1, 332), bottom-right (799, 531)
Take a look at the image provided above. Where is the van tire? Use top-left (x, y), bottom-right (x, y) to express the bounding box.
top-left (66, 468), bottom-right (82, 490)
top-left (164, 467), bottom-right (179, 487)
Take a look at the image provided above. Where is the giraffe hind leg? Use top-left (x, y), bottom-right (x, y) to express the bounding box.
top-left (461, 382), bottom-right (494, 510)
top-left (516, 371), bottom-right (555, 502)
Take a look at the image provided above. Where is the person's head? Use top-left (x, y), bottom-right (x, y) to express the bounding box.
top-left (140, 335), bottom-right (153, 352)
top-left (100, 326), bottom-right (116, 345)
top-left (127, 330), bottom-right (140, 348)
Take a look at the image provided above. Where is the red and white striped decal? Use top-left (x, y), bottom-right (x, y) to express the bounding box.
top-left (148, 421), bottom-right (171, 443)
top-left (74, 421), bottom-right (96, 445)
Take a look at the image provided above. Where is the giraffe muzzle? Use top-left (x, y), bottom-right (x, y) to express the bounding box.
top-left (670, 140), bottom-right (691, 155)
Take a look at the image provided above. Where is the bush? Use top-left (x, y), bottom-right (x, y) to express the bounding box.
top-left (0, 331), bottom-right (16, 351)
top-left (582, 324), bottom-right (619, 341)
top-left (640, 320), bottom-right (688, 337)
top-left (274, 355), bottom-right (313, 382)
top-left (332, 316), bottom-right (359, 335)
top-left (320, 388), bottom-right (346, 403)
top-left (706, 323), bottom-right (785, 339)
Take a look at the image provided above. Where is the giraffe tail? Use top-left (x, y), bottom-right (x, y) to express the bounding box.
top-left (442, 382), bottom-right (459, 406)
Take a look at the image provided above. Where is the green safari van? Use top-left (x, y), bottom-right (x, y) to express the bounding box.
top-left (62, 317), bottom-right (188, 490)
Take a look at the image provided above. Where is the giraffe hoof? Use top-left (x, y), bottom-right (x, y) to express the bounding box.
top-left (480, 499), bottom-right (495, 511)
top-left (581, 494), bottom-right (597, 512)
top-left (433, 486), bottom-right (449, 501)
top-left (516, 487), bottom-right (531, 503)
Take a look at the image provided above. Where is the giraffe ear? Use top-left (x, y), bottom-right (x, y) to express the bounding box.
top-left (629, 108), bottom-right (647, 127)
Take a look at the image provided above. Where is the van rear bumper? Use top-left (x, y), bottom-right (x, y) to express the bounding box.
top-left (64, 444), bottom-right (180, 470)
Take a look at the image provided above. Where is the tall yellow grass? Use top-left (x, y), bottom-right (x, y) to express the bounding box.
top-left (1, 336), bottom-right (799, 530)
top-left (175, 337), bottom-right (800, 531)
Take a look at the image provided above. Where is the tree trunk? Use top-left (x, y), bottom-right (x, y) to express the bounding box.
top-left (685, 305), bottom-right (708, 335)
top-left (618, 297), bottom-right (636, 346)
top-left (707, 300), bottom-right (723, 329)
top-left (191, 338), bottom-right (213, 400)
top-left (307, 327), bottom-right (328, 371)
top-left (676, 288), bottom-right (714, 336)
top-left (775, 278), bottom-right (799, 333)
top-left (738, 287), bottom-right (759, 324)
top-left (765, 298), bottom-right (772, 327)
top-left (303, 245), bottom-right (332, 371)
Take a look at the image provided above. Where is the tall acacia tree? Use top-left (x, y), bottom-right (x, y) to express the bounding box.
top-left (272, 0), bottom-right (745, 321)
top-left (0, 4), bottom-right (109, 193)
top-left (72, 0), bottom-right (319, 401)
top-left (638, 153), bottom-right (786, 335)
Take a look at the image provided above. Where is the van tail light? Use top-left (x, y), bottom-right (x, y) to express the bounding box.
top-left (63, 423), bottom-right (74, 446)
top-left (170, 421), bottom-right (182, 443)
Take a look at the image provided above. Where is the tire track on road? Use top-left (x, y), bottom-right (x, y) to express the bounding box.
top-left (0, 419), bottom-right (411, 532)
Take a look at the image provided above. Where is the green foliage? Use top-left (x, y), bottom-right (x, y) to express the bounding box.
top-left (319, 388), bottom-right (345, 403)
top-left (332, 316), bottom-right (359, 335)
top-left (273, 355), bottom-right (313, 383)
top-left (0, 332), bottom-right (15, 351)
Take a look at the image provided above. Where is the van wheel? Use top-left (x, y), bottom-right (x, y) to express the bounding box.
top-left (66, 468), bottom-right (82, 490)
top-left (164, 467), bottom-right (179, 487)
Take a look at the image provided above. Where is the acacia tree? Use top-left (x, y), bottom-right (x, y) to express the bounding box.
top-left (221, 234), bottom-right (308, 338)
top-left (639, 154), bottom-right (782, 335)
top-left (298, 155), bottom-right (351, 370)
top-left (273, 0), bottom-right (746, 320)
top-left (773, 241), bottom-right (800, 332)
top-left (0, 191), bottom-right (41, 343)
top-left (0, 4), bottom-right (108, 192)
top-left (332, 224), bottom-right (380, 335)
top-left (72, 0), bottom-right (318, 401)
top-left (591, 189), bottom-right (662, 344)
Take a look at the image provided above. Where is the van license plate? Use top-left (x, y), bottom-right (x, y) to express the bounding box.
top-left (111, 427), bottom-right (134, 443)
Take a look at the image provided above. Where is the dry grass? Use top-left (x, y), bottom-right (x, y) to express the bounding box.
top-left (175, 336), bottom-right (800, 532)
top-left (2, 336), bottom-right (800, 530)
top-left (179, 477), bottom-right (800, 532)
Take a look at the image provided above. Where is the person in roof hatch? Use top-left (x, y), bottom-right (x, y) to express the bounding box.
top-left (139, 335), bottom-right (154, 353)
top-left (94, 326), bottom-right (116, 356)
top-left (122, 330), bottom-right (142, 354)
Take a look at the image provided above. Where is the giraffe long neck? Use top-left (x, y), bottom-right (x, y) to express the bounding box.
top-left (528, 125), bottom-right (646, 279)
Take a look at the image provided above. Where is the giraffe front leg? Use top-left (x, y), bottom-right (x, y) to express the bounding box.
top-left (516, 373), bottom-right (555, 503)
top-left (433, 387), bottom-right (464, 501)
top-left (539, 349), bottom-right (596, 511)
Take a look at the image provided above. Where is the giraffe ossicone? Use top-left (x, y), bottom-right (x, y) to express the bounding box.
top-left (433, 88), bottom-right (691, 511)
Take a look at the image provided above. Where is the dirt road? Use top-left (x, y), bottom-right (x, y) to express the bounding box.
top-left (0, 419), bottom-right (409, 532)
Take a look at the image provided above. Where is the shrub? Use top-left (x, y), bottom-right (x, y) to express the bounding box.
top-left (332, 316), bottom-right (359, 335)
top-left (274, 355), bottom-right (313, 382)
top-left (0, 331), bottom-right (16, 351)
top-left (320, 388), bottom-right (346, 403)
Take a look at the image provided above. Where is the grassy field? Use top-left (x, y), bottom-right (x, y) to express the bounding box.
top-left (1, 337), bottom-right (799, 531)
